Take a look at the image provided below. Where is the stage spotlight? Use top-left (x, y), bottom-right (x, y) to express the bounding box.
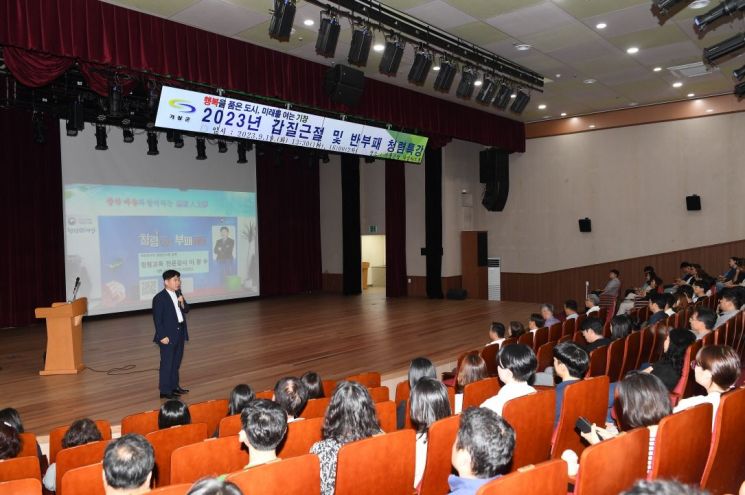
top-left (694, 0), bottom-right (745, 30)
top-left (492, 82), bottom-right (512, 110)
top-left (653, 0), bottom-right (688, 12)
top-left (109, 83), bottom-right (121, 116)
top-left (316, 12), bottom-right (340, 58)
top-left (173, 132), bottom-right (184, 148)
top-left (196, 137), bottom-right (207, 160)
top-left (218, 139), bottom-right (228, 153)
top-left (122, 121), bottom-right (134, 143)
top-left (348, 24), bottom-right (372, 66)
top-left (269, 0), bottom-right (296, 41)
top-left (408, 48), bottom-right (433, 85)
top-left (32, 112), bottom-right (46, 144)
top-left (734, 63), bottom-right (745, 80)
top-left (66, 119), bottom-right (78, 137)
top-left (475, 76), bottom-right (498, 105)
top-left (433, 58), bottom-right (457, 93)
top-left (703, 31), bottom-right (745, 64)
top-left (237, 141), bottom-right (248, 164)
top-left (736, 80), bottom-right (745, 97)
top-left (146, 131), bottom-right (159, 156)
top-left (456, 67), bottom-right (477, 99)
top-left (510, 90), bottom-right (531, 114)
top-left (379, 36), bottom-right (405, 76)
top-left (95, 124), bottom-right (108, 150)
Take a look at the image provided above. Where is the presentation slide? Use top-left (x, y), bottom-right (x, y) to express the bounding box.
top-left (60, 122), bottom-right (260, 315)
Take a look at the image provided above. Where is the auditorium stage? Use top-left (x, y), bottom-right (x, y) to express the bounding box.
top-left (1, 291), bottom-right (536, 433)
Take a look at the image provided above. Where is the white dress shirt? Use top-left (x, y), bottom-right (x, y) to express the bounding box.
top-left (167, 289), bottom-right (184, 323)
top-left (480, 381), bottom-right (536, 415)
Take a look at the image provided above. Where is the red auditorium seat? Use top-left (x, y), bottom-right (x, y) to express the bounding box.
top-left (0, 478), bottom-right (42, 495)
top-left (375, 401), bottom-right (397, 433)
top-left (418, 415), bottom-right (459, 495)
top-left (189, 399), bottom-right (228, 436)
top-left (344, 371), bottom-right (381, 388)
top-left (605, 337), bottom-right (625, 382)
top-left (461, 377), bottom-right (500, 410)
top-left (121, 410), bottom-right (159, 436)
top-left (502, 389), bottom-right (555, 471)
top-left (228, 453), bottom-right (320, 495)
top-left (55, 440), bottom-right (110, 495)
top-left (548, 322), bottom-right (562, 342)
top-left (301, 397), bottom-right (331, 419)
top-left (49, 419), bottom-right (112, 463)
top-left (218, 413), bottom-right (242, 438)
top-left (60, 462), bottom-right (104, 495)
top-left (277, 417), bottom-right (324, 459)
top-left (650, 404), bottom-right (712, 485)
top-left (536, 342), bottom-right (555, 373)
top-left (367, 386), bottom-right (390, 403)
top-left (585, 346), bottom-right (608, 378)
top-left (146, 423), bottom-right (208, 486)
top-left (480, 344), bottom-right (500, 377)
top-left (16, 433), bottom-right (38, 459)
top-left (0, 457), bottom-right (41, 483)
top-left (170, 435), bottom-right (248, 484)
top-left (618, 329), bottom-right (641, 379)
top-left (551, 376), bottom-right (609, 459)
top-left (148, 484), bottom-right (191, 494)
top-left (533, 327), bottom-right (549, 351)
top-left (700, 387), bottom-right (745, 495)
top-left (476, 459), bottom-right (567, 495)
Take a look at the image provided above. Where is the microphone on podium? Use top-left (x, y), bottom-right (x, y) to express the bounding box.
top-left (72, 276), bottom-right (81, 301)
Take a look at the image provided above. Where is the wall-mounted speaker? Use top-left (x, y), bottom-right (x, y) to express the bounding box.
top-left (324, 65), bottom-right (365, 106)
top-left (579, 218), bottom-right (592, 233)
top-left (480, 148), bottom-right (509, 211)
top-left (686, 194), bottom-right (701, 211)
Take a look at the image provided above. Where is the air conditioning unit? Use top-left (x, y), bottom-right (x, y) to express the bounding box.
top-left (487, 257), bottom-right (501, 301)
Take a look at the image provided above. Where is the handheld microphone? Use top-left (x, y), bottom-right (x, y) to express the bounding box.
top-left (175, 289), bottom-right (182, 297)
top-left (72, 276), bottom-right (81, 301)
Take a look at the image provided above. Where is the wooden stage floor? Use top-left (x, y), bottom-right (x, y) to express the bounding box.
top-left (1, 290), bottom-right (536, 434)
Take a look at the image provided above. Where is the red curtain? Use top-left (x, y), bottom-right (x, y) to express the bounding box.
top-left (0, 0), bottom-right (525, 152)
top-left (0, 109), bottom-right (65, 328)
top-left (385, 160), bottom-right (408, 297)
top-left (256, 145), bottom-right (322, 296)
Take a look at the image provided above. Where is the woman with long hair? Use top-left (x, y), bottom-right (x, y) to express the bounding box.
top-left (642, 328), bottom-right (696, 391)
top-left (454, 352), bottom-right (487, 414)
top-left (410, 378), bottom-right (451, 489)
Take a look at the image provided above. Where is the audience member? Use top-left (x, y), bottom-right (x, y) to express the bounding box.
top-left (449, 408), bottom-right (515, 495)
top-left (645, 294), bottom-right (668, 326)
top-left (186, 478), bottom-right (243, 495)
top-left (44, 418), bottom-right (104, 491)
top-left (689, 307), bottom-right (715, 341)
top-left (622, 479), bottom-right (708, 495)
top-left (486, 322), bottom-right (507, 347)
top-left (301, 372), bottom-right (325, 399)
top-left (310, 381), bottom-right (381, 495)
top-left (582, 372), bottom-right (671, 472)
top-left (641, 266), bottom-right (655, 292)
top-left (158, 400), bottom-right (191, 429)
top-left (691, 279), bottom-right (710, 302)
top-left (239, 399), bottom-right (287, 468)
top-left (397, 357), bottom-right (437, 429)
top-left (564, 300), bottom-right (579, 320)
top-left (616, 289), bottom-right (638, 316)
top-left (274, 376), bottom-right (309, 422)
top-left (0, 424), bottom-right (20, 460)
top-left (674, 262), bottom-right (694, 286)
top-left (599, 269), bottom-right (621, 298)
top-left (540, 304), bottom-right (560, 327)
top-left (610, 315), bottom-right (632, 341)
top-left (410, 378), bottom-right (451, 488)
top-left (715, 289), bottom-right (741, 328)
top-left (454, 352), bottom-right (487, 414)
top-left (674, 345), bottom-right (741, 427)
top-left (0, 407), bottom-right (43, 461)
top-left (585, 294), bottom-right (601, 315)
top-left (102, 434), bottom-right (154, 495)
top-left (550, 342), bottom-right (588, 426)
top-left (716, 256), bottom-right (739, 291)
top-left (723, 258), bottom-right (745, 288)
top-left (673, 292), bottom-right (690, 312)
top-left (481, 344), bottom-right (537, 415)
top-left (228, 384), bottom-right (256, 416)
top-left (580, 318), bottom-right (610, 353)
top-left (642, 329), bottom-right (696, 392)
top-left (663, 293), bottom-right (677, 317)
top-left (527, 313), bottom-right (545, 333)
top-left (508, 321), bottom-right (526, 338)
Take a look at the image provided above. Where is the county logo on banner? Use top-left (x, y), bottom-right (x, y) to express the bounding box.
top-left (154, 86), bottom-right (427, 163)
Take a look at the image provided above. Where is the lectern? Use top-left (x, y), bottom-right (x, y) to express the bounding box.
top-left (34, 298), bottom-right (87, 375)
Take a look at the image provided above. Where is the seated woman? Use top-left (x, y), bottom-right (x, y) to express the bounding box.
top-left (582, 371), bottom-right (671, 472)
top-left (508, 321), bottom-right (526, 339)
top-left (454, 352), bottom-right (487, 414)
top-left (674, 345), bottom-right (741, 428)
top-left (228, 384), bottom-right (256, 416)
top-left (410, 378), bottom-right (451, 489)
top-left (310, 381), bottom-right (382, 495)
top-left (158, 399), bottom-right (191, 429)
top-left (610, 315), bottom-right (633, 341)
top-left (397, 357), bottom-right (437, 429)
top-left (301, 371), bottom-right (325, 399)
top-left (0, 407), bottom-right (43, 462)
top-left (43, 418), bottom-right (103, 491)
top-left (642, 328), bottom-right (696, 391)
top-left (0, 424), bottom-right (20, 460)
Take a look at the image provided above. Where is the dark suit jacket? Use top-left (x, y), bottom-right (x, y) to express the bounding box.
top-left (646, 310), bottom-right (667, 326)
top-left (214, 237), bottom-right (235, 261)
top-left (152, 289), bottom-right (189, 343)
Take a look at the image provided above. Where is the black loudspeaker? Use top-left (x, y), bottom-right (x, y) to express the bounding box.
top-left (268, 1), bottom-right (295, 41)
top-left (477, 231), bottom-right (487, 267)
top-left (315, 17), bottom-right (340, 57)
top-left (348, 27), bottom-right (372, 66)
top-left (324, 65), bottom-right (365, 106)
top-left (480, 149), bottom-right (509, 211)
top-left (579, 218), bottom-right (592, 233)
top-left (686, 194), bottom-right (701, 211)
top-left (446, 288), bottom-right (467, 300)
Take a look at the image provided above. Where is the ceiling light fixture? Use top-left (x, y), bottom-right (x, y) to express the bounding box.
top-left (653, 67), bottom-right (663, 72)
top-left (690, 0), bottom-right (711, 9)
top-left (734, 63), bottom-right (745, 80)
top-left (703, 32), bottom-right (745, 64)
top-left (372, 43), bottom-right (384, 52)
top-left (268, 0), bottom-right (296, 42)
top-left (583, 78), bottom-right (597, 84)
top-left (474, 80), bottom-right (483, 87)
top-left (687, 92), bottom-right (696, 97)
top-left (560, 112), bottom-right (567, 116)
top-left (538, 104), bottom-right (547, 109)
top-left (673, 81), bottom-right (683, 87)
top-left (695, 1), bottom-right (745, 30)
top-left (514, 43), bottom-right (532, 51)
top-left (627, 46), bottom-right (640, 54)
top-left (432, 65), bottom-right (441, 71)
top-left (596, 22), bottom-right (607, 29)
top-left (706, 108), bottom-right (714, 112)
top-left (589, 124), bottom-right (596, 128)
top-left (475, 76), bottom-right (499, 105)
top-left (304, 19), bottom-right (314, 26)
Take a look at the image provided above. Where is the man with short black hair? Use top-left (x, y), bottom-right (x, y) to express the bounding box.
top-left (273, 377), bottom-right (308, 422)
top-left (449, 408), bottom-right (515, 495)
top-left (564, 300), bottom-right (579, 320)
top-left (152, 269), bottom-right (190, 399)
top-left (239, 399), bottom-right (288, 469)
top-left (715, 289), bottom-right (741, 328)
top-left (480, 344), bottom-right (537, 415)
top-left (675, 262), bottom-right (694, 286)
top-left (551, 342), bottom-right (589, 426)
top-left (692, 279), bottom-right (710, 303)
top-left (487, 322), bottom-right (506, 347)
top-left (580, 318), bottom-right (610, 353)
top-left (102, 434), bottom-right (154, 495)
top-left (664, 293), bottom-right (676, 317)
top-left (645, 294), bottom-right (668, 326)
top-left (689, 307), bottom-right (716, 341)
top-left (527, 313), bottom-right (545, 333)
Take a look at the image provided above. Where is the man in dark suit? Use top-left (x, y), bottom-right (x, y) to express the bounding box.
top-left (213, 226), bottom-right (235, 277)
top-left (153, 269), bottom-right (189, 399)
top-left (644, 294), bottom-right (668, 327)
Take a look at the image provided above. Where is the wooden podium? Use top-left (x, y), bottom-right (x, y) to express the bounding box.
top-left (35, 298), bottom-right (87, 376)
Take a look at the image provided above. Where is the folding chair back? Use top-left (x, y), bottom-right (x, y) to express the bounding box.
top-left (683, 340), bottom-right (705, 399)
top-left (375, 401), bottom-right (397, 433)
top-left (517, 332), bottom-right (533, 348)
top-left (418, 415), bottom-right (460, 495)
top-left (548, 322), bottom-right (563, 343)
top-left (572, 331), bottom-right (586, 346)
top-left (394, 380), bottom-right (410, 405)
top-left (561, 318), bottom-right (576, 337)
top-left (502, 389), bottom-right (555, 470)
top-left (480, 344), bottom-right (500, 377)
top-left (638, 326), bottom-right (656, 367)
top-left (574, 428), bottom-right (649, 495)
top-left (335, 430), bottom-right (415, 495)
top-left (701, 387), bottom-right (745, 495)
top-left (605, 337), bottom-right (625, 382)
top-left (619, 330), bottom-right (641, 379)
top-left (651, 404), bottom-right (712, 484)
top-left (552, 376), bottom-right (609, 458)
top-left (228, 454), bottom-right (320, 495)
top-left (49, 419), bottom-right (111, 462)
top-left (56, 440), bottom-right (110, 495)
top-left (189, 399), bottom-right (228, 436)
top-left (218, 413), bottom-right (242, 438)
top-left (476, 459), bottom-right (568, 495)
top-left (301, 397), bottom-right (331, 419)
top-left (367, 386), bottom-right (390, 403)
top-left (0, 478), bottom-right (42, 495)
top-left (585, 346), bottom-right (608, 378)
top-left (536, 342), bottom-right (556, 373)
top-left (16, 434), bottom-right (38, 459)
top-left (533, 327), bottom-right (549, 351)
top-left (146, 423), bottom-right (209, 486)
top-left (462, 378), bottom-right (500, 411)
top-left (344, 371), bottom-right (381, 388)
top-left (321, 380), bottom-right (337, 397)
top-left (121, 410), bottom-right (159, 436)
top-left (0, 456), bottom-right (40, 483)
top-left (60, 462), bottom-right (103, 495)
top-left (170, 435), bottom-right (248, 484)
top-left (277, 417), bottom-right (324, 459)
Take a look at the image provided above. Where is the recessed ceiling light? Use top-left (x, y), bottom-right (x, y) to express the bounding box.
top-left (706, 108), bottom-right (714, 112)
top-left (589, 124), bottom-right (596, 128)
top-left (583, 78), bottom-right (597, 84)
top-left (543, 115), bottom-right (550, 119)
top-left (596, 22), bottom-right (607, 29)
top-left (514, 43), bottom-right (532, 51)
top-left (629, 102), bottom-right (639, 106)
top-left (432, 65), bottom-right (441, 71)
top-left (626, 47), bottom-right (639, 54)
top-left (510, 93), bottom-right (517, 98)
top-left (687, 93), bottom-right (695, 97)
top-left (653, 67), bottom-right (662, 72)
top-left (673, 81), bottom-right (683, 88)
top-left (555, 73), bottom-right (561, 78)
top-left (373, 43), bottom-right (385, 52)
top-left (690, 0), bottom-right (711, 8)
top-left (474, 80), bottom-right (483, 87)
top-left (560, 112), bottom-right (567, 117)
top-left (538, 104), bottom-right (547, 109)
top-left (303, 19), bottom-right (314, 26)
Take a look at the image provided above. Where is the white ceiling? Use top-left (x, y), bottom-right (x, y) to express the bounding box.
top-left (101, 0), bottom-right (745, 123)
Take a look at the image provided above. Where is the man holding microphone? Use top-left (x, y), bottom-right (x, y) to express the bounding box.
top-left (152, 270), bottom-right (190, 399)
